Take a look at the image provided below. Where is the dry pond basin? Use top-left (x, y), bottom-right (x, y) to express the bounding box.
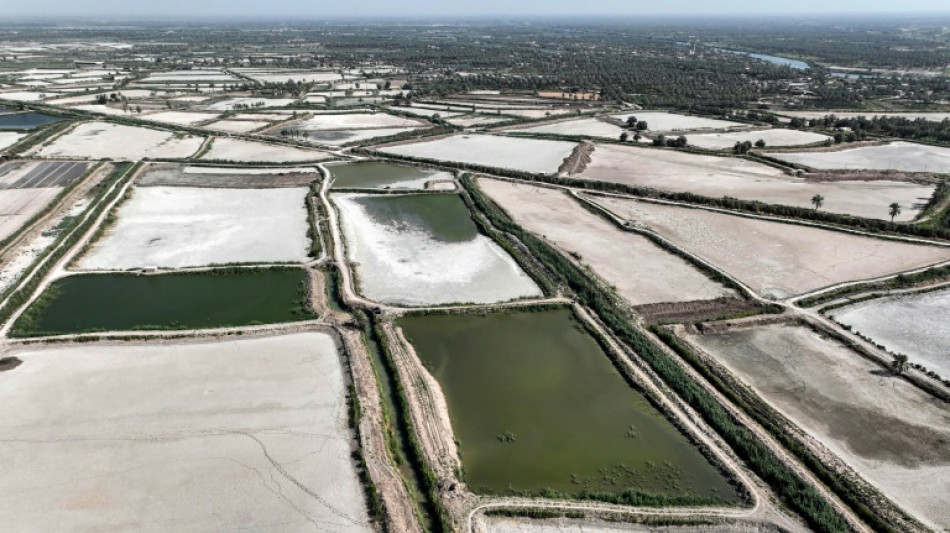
top-left (0, 333), bottom-right (373, 532)
top-left (689, 324), bottom-right (950, 530)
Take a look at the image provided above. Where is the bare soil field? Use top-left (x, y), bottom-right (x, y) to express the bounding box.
top-left (77, 186), bottom-right (310, 269)
top-left (303, 127), bottom-right (422, 146)
top-left (689, 324), bottom-right (950, 530)
top-left (593, 196), bottom-right (950, 298)
top-left (830, 288), bottom-right (950, 377)
top-left (687, 129), bottom-right (831, 150)
top-left (141, 111), bottom-right (219, 126)
top-left (510, 117), bottom-right (624, 139)
top-left (580, 144), bottom-right (931, 221)
top-left (610, 112), bottom-right (749, 133)
top-left (205, 119), bottom-right (270, 133)
top-left (0, 188), bottom-right (61, 241)
top-left (37, 122), bottom-right (205, 160)
top-left (765, 141), bottom-right (950, 173)
top-left (294, 112), bottom-right (425, 130)
top-left (0, 333), bottom-right (373, 532)
top-left (380, 134), bottom-right (578, 174)
top-left (479, 178), bottom-right (735, 304)
top-left (203, 97), bottom-right (297, 111)
top-left (386, 106), bottom-right (463, 118)
top-left (447, 115), bottom-right (515, 127)
top-left (200, 137), bottom-right (331, 163)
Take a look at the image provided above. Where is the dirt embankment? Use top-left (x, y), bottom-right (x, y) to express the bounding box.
top-left (634, 297), bottom-right (771, 325)
top-left (558, 141), bottom-right (595, 174)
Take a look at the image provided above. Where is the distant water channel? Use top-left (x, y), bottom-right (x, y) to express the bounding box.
top-left (0, 112), bottom-right (62, 130)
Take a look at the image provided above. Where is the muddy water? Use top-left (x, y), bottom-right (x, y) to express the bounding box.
top-left (398, 308), bottom-right (739, 501)
top-left (12, 269), bottom-right (314, 336)
top-left (329, 161), bottom-right (449, 190)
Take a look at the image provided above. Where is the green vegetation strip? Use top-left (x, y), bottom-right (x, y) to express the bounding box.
top-left (0, 162), bottom-right (138, 329)
top-left (797, 263), bottom-right (950, 308)
top-left (460, 175), bottom-right (853, 533)
top-left (325, 269), bottom-right (448, 533)
top-left (11, 267), bottom-right (315, 337)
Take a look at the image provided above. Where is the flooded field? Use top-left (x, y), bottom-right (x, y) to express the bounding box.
top-left (830, 289), bottom-right (950, 377)
top-left (399, 309), bottom-right (740, 502)
top-left (11, 269), bottom-right (314, 336)
top-left (690, 324), bottom-right (950, 530)
top-left (335, 193), bottom-right (540, 306)
top-left (328, 161), bottom-right (453, 190)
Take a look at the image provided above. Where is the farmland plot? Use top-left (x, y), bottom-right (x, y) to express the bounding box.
top-left (765, 141), bottom-right (950, 173)
top-left (580, 143), bottom-right (931, 221)
top-left (380, 134), bottom-right (577, 174)
top-left (335, 193), bottom-right (541, 306)
top-left (37, 122), bottom-right (204, 160)
top-left (593, 196), bottom-right (950, 298)
top-left (140, 111), bottom-right (219, 126)
top-left (690, 324), bottom-right (950, 530)
top-left (0, 333), bottom-right (373, 532)
top-left (78, 186), bottom-right (310, 269)
top-left (205, 119), bottom-right (269, 133)
top-left (478, 178), bottom-right (735, 304)
top-left (203, 97), bottom-right (297, 111)
top-left (0, 131), bottom-right (26, 150)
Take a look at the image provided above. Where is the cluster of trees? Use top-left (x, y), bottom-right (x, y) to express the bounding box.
top-left (653, 134), bottom-right (688, 148)
top-left (804, 114), bottom-right (950, 144)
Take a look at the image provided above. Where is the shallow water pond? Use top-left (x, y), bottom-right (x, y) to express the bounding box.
top-left (329, 161), bottom-right (450, 190)
top-left (398, 308), bottom-right (740, 502)
top-left (12, 269), bottom-right (314, 336)
top-left (0, 112), bottom-right (62, 130)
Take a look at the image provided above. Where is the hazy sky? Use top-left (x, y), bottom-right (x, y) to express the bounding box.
top-left (4, 0), bottom-right (950, 19)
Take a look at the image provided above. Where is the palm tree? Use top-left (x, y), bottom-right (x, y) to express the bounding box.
top-left (811, 194), bottom-right (824, 210)
top-left (892, 354), bottom-right (909, 375)
top-left (889, 202), bottom-right (902, 223)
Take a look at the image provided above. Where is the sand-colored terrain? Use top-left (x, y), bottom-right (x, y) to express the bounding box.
top-left (479, 178), bottom-right (734, 304)
top-left (830, 288), bottom-right (950, 378)
top-left (206, 119), bottom-right (270, 133)
top-left (78, 186), bottom-right (310, 269)
top-left (593, 196), bottom-right (950, 298)
top-left (141, 111), bottom-right (219, 126)
top-left (765, 141), bottom-right (950, 173)
top-left (481, 517), bottom-right (783, 533)
top-left (579, 143), bottom-right (929, 221)
top-left (37, 122), bottom-right (205, 160)
top-left (200, 137), bottom-right (331, 163)
top-left (687, 129), bottom-right (830, 150)
top-left (0, 333), bottom-right (373, 532)
top-left (0, 131), bottom-right (26, 150)
top-left (512, 117), bottom-right (623, 139)
top-left (610, 111), bottom-right (748, 133)
top-left (690, 324), bottom-right (950, 530)
top-left (380, 134), bottom-right (577, 174)
top-left (0, 188), bottom-right (61, 241)
top-left (296, 112), bottom-right (424, 130)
